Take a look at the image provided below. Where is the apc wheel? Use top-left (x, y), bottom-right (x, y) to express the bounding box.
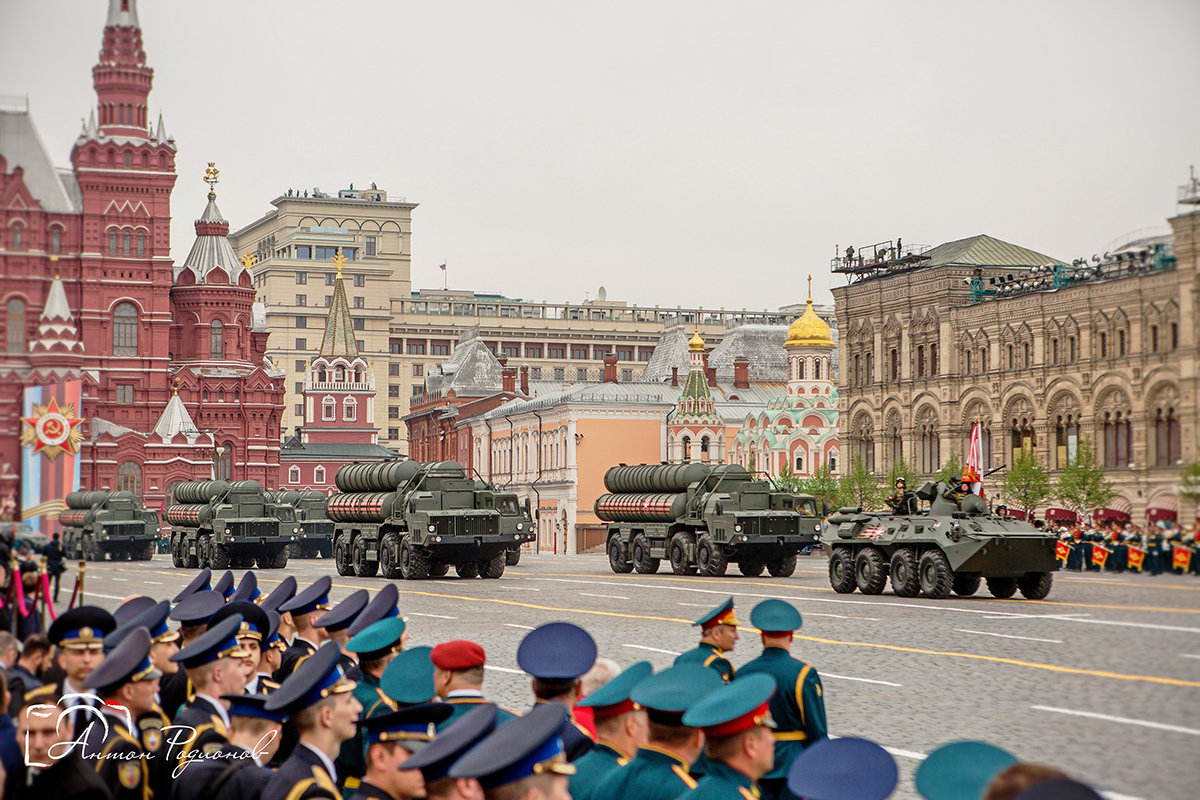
top-left (455, 561), bottom-right (479, 579)
top-left (739, 559), bottom-right (765, 577)
top-left (401, 536), bottom-right (431, 579)
top-left (829, 547), bottom-right (856, 593)
top-left (919, 550), bottom-right (953, 599)
top-left (210, 544), bottom-right (232, 570)
top-left (505, 547), bottom-right (522, 566)
top-left (986, 576), bottom-right (1018, 598)
top-left (1017, 572), bottom-right (1053, 600)
top-left (768, 554), bottom-right (797, 578)
top-left (889, 548), bottom-right (920, 597)
top-left (334, 536), bottom-right (355, 576)
top-left (855, 547), bottom-right (888, 594)
top-left (953, 573), bottom-right (982, 597)
top-left (354, 537), bottom-right (378, 577)
top-left (697, 534), bottom-right (728, 577)
top-left (669, 535), bottom-right (698, 575)
top-left (269, 546), bottom-right (289, 569)
top-left (429, 562), bottom-right (449, 578)
top-left (480, 553), bottom-right (506, 579)
top-left (607, 536), bottom-right (633, 574)
top-left (379, 533), bottom-right (403, 579)
top-left (631, 534), bottom-right (661, 574)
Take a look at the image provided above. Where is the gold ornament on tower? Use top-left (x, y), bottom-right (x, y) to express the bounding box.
top-left (785, 274), bottom-right (833, 349)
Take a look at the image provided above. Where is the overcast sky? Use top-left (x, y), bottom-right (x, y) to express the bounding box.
top-left (3, 0), bottom-right (1197, 310)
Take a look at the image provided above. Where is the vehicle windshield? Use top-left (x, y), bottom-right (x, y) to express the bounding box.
top-left (275, 507), bottom-right (295, 521)
top-left (496, 497), bottom-right (519, 515)
top-left (796, 498), bottom-right (818, 517)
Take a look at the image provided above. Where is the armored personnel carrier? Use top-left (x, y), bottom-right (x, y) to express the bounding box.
top-left (268, 489), bottom-right (333, 558)
top-left (327, 460), bottom-right (533, 579)
top-left (823, 480), bottom-right (1057, 599)
top-left (598, 463), bottom-right (821, 577)
top-left (165, 480), bottom-right (297, 569)
top-left (58, 490), bottom-right (160, 561)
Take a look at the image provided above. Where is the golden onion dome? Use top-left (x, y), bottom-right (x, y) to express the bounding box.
top-left (688, 328), bottom-right (705, 352)
top-left (785, 295), bottom-right (834, 350)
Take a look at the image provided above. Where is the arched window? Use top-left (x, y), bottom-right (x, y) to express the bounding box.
top-left (6, 298), bottom-right (25, 354)
top-left (123, 231), bottom-right (131, 255)
top-left (1103, 412), bottom-right (1131, 468)
top-left (795, 454), bottom-right (804, 472)
top-left (1099, 332), bottom-right (1107, 357)
top-left (214, 444), bottom-right (233, 481)
top-left (210, 320), bottom-right (224, 358)
top-left (10, 223), bottom-right (22, 250)
top-left (314, 466), bottom-right (326, 484)
top-left (1117, 329), bottom-right (1126, 356)
top-left (137, 232), bottom-right (145, 256)
top-left (109, 230), bottom-right (117, 254)
top-left (116, 461), bottom-right (142, 497)
top-left (322, 396), bottom-right (336, 421)
top-left (124, 152), bottom-right (132, 168)
top-left (1054, 414), bottom-right (1078, 468)
top-left (112, 302), bottom-right (138, 355)
top-left (700, 435), bottom-right (711, 463)
top-left (814, 360), bottom-right (821, 380)
top-left (681, 436), bottom-right (692, 463)
top-left (1155, 408), bottom-right (1181, 466)
top-left (50, 227), bottom-right (61, 254)
top-left (918, 423), bottom-right (938, 474)
top-left (343, 396), bottom-right (356, 421)
top-left (288, 466), bottom-right (301, 484)
top-left (1010, 418), bottom-right (1036, 464)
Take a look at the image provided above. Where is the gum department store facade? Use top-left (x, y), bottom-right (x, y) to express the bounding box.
top-left (833, 180), bottom-right (1200, 524)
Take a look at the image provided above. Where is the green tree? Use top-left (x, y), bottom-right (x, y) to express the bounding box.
top-left (934, 452), bottom-right (964, 484)
top-left (775, 463), bottom-right (803, 492)
top-left (1002, 446), bottom-right (1051, 519)
top-left (838, 455), bottom-right (882, 511)
top-left (1180, 454), bottom-right (1200, 507)
top-left (886, 456), bottom-right (917, 490)
top-left (1054, 438), bottom-right (1114, 521)
top-left (797, 462), bottom-right (840, 513)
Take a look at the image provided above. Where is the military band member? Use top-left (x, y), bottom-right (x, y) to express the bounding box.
top-left (679, 673), bottom-right (778, 800)
top-left (431, 640), bottom-right (518, 729)
top-left (172, 568), bottom-right (213, 604)
top-left (231, 570), bottom-right (262, 604)
top-left (448, 702), bottom-right (576, 800)
top-left (339, 617), bottom-right (410, 797)
top-left (42, 605), bottom-right (116, 734)
top-left (351, 703), bottom-right (454, 800)
top-left (570, 661), bottom-right (652, 800)
top-left (213, 570), bottom-right (236, 601)
top-left (674, 598), bottom-right (738, 683)
top-left (313, 588), bottom-right (369, 680)
top-left (80, 626), bottom-right (160, 800)
top-left (13, 687), bottom-right (111, 800)
top-left (737, 600), bottom-right (827, 800)
top-left (592, 664), bottom-right (723, 800)
top-left (346, 584), bottom-right (401, 638)
top-left (170, 694), bottom-right (286, 800)
top-left (517, 622), bottom-right (598, 762)
top-left (404, 704), bottom-right (499, 800)
top-left (261, 641), bottom-right (364, 800)
top-left (275, 577), bottom-right (333, 682)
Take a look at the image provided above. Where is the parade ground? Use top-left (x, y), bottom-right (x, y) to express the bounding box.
top-left (64, 551), bottom-right (1199, 800)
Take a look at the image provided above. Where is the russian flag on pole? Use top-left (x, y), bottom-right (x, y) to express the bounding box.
top-left (439, 263), bottom-right (446, 271)
top-left (963, 419), bottom-right (984, 497)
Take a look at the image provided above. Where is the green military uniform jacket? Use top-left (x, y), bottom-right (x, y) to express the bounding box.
top-left (339, 673), bottom-right (399, 799)
top-left (673, 642), bottom-right (734, 682)
top-left (569, 741), bottom-right (630, 800)
top-left (681, 761), bottom-right (762, 800)
top-left (438, 694), bottom-right (519, 730)
top-left (592, 744), bottom-right (699, 800)
top-left (736, 646), bottom-right (826, 782)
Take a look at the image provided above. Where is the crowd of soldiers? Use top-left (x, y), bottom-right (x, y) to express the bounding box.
top-left (0, 567), bottom-right (1113, 800)
top-left (1052, 520), bottom-right (1200, 575)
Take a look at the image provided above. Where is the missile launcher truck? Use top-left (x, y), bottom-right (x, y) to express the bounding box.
top-left (598, 463), bottom-right (821, 577)
top-left (268, 489), bottom-right (334, 558)
top-left (58, 490), bottom-right (160, 561)
top-left (165, 480), bottom-right (298, 569)
top-left (327, 460), bottom-right (533, 579)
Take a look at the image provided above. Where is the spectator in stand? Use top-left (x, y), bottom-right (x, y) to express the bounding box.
top-left (6, 634), bottom-right (49, 717)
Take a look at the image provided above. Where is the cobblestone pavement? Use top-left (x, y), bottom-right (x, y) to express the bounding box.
top-left (60, 550), bottom-right (1200, 800)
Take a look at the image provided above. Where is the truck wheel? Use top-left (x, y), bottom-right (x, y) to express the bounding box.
top-left (141, 542), bottom-right (155, 561)
top-left (402, 536), bottom-right (431, 579)
top-left (197, 536), bottom-right (212, 569)
top-left (889, 548), bottom-right (920, 597)
top-left (354, 537), bottom-right (378, 577)
top-left (855, 547), bottom-right (888, 594)
top-left (429, 562), bottom-right (450, 578)
top-left (1017, 572), bottom-right (1053, 600)
top-left (211, 544), bottom-right (232, 570)
top-left (631, 534), bottom-right (660, 574)
top-left (918, 550), bottom-right (953, 599)
top-left (697, 534), bottom-right (728, 577)
top-left (171, 538), bottom-right (184, 567)
top-left (607, 537), bottom-right (633, 574)
top-left (480, 553), bottom-right (506, 579)
top-left (952, 573), bottom-right (982, 596)
top-left (379, 533), bottom-right (403, 579)
top-left (738, 559), bottom-right (765, 577)
top-left (270, 546), bottom-right (289, 569)
top-left (828, 546), bottom-right (856, 593)
top-left (767, 554), bottom-right (797, 578)
top-left (505, 547), bottom-right (522, 566)
top-left (185, 540), bottom-right (199, 569)
top-left (455, 561), bottom-right (479, 579)
top-left (334, 536), bottom-right (355, 576)
top-left (669, 534), bottom-right (698, 575)
top-left (986, 576), bottom-right (1018, 599)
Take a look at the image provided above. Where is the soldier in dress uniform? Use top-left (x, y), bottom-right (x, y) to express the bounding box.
top-left (211, 601), bottom-right (275, 694)
top-left (253, 610), bottom-right (286, 693)
top-left (346, 584), bottom-right (401, 638)
top-left (915, 740), bottom-right (1017, 800)
top-left (80, 627), bottom-right (159, 800)
top-left (517, 622), bottom-right (598, 762)
top-left (569, 661), bottom-right (651, 800)
top-left (162, 590), bottom-right (226, 717)
top-left (103, 604), bottom-right (175, 752)
top-left (114, 596), bottom-right (157, 626)
top-left (448, 702), bottom-right (575, 800)
top-left (261, 641), bottom-right (364, 800)
top-left (674, 598), bottom-right (737, 682)
top-left (350, 703), bottom-right (454, 800)
top-left (260, 576), bottom-right (298, 616)
top-left (403, 704), bottom-right (499, 800)
top-left (339, 617), bottom-right (410, 797)
top-left (431, 640), bottom-right (518, 729)
top-left (592, 665), bottom-right (723, 800)
top-left (679, 673), bottom-right (777, 800)
top-left (41, 606), bottom-right (116, 734)
top-left (275, 576), bottom-right (333, 682)
top-left (313, 588), bottom-right (369, 680)
top-left (382, 645), bottom-right (440, 708)
top-left (213, 570), bottom-right (236, 601)
top-left (172, 568), bottom-right (213, 604)
top-left (12, 686), bottom-right (111, 800)
top-left (736, 600), bottom-right (827, 800)
top-left (231, 571), bottom-right (262, 604)
top-left (785, 737), bottom-right (898, 800)
top-left (169, 693), bottom-right (285, 800)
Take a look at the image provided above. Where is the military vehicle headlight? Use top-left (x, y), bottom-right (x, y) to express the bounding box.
top-left (427, 524), bottom-right (437, 533)
top-left (293, 526), bottom-right (300, 533)
top-left (733, 524), bottom-right (743, 533)
top-left (516, 522), bottom-right (524, 531)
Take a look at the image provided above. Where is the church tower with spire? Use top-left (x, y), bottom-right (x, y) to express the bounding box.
top-left (667, 329), bottom-right (725, 464)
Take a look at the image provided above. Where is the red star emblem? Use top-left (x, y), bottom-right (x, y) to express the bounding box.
top-left (21, 397), bottom-right (84, 458)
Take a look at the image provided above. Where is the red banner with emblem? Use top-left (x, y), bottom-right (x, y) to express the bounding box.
top-left (1173, 546), bottom-right (1192, 573)
top-left (1055, 541), bottom-right (1070, 563)
top-left (1091, 544), bottom-right (1109, 569)
top-left (1126, 547), bottom-right (1146, 573)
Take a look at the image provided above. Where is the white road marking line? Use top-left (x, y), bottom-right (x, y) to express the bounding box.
top-left (145, 581), bottom-right (162, 585)
top-left (111, 577), bottom-right (128, 582)
top-left (580, 593), bottom-right (629, 600)
top-left (678, 602), bottom-right (713, 607)
top-left (957, 629), bottom-right (1064, 644)
top-left (1180, 654), bottom-right (1200, 660)
top-left (485, 665), bottom-right (524, 675)
top-left (1033, 705), bottom-right (1200, 736)
top-left (407, 612), bottom-right (458, 620)
top-left (73, 592), bottom-right (128, 601)
top-left (504, 623), bottom-right (535, 630)
top-left (500, 587), bottom-right (541, 592)
top-left (806, 612), bottom-right (881, 621)
top-left (623, 644), bottom-right (681, 656)
top-left (821, 673), bottom-right (902, 687)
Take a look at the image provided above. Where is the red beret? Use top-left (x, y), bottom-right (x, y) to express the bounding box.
top-left (431, 639), bottom-right (486, 670)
